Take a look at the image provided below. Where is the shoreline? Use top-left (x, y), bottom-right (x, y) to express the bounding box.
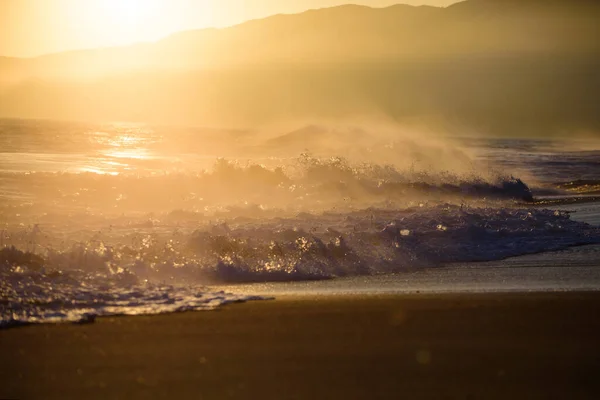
top-left (3, 291), bottom-right (600, 399)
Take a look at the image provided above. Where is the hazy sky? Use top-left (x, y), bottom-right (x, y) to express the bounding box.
top-left (0, 0), bottom-right (457, 57)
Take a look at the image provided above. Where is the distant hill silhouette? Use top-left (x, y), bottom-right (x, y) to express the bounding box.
top-left (1, 0), bottom-right (599, 135)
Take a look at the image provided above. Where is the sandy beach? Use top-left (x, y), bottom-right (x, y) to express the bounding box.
top-left (3, 292), bottom-right (600, 399)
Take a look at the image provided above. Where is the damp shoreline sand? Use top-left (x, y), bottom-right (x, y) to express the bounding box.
top-left (2, 291), bottom-right (600, 399)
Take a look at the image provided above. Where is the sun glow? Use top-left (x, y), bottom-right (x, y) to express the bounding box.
top-left (102, 0), bottom-right (163, 25)
top-left (62, 0), bottom-right (216, 49)
top-left (1, 0), bottom-right (459, 57)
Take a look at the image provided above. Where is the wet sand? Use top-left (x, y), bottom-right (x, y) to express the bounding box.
top-left (2, 292), bottom-right (600, 399)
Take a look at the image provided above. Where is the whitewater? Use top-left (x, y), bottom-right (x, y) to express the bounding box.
top-left (1, 119), bottom-right (600, 326)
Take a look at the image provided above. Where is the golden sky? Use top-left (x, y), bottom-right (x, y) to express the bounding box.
top-left (0, 0), bottom-right (456, 57)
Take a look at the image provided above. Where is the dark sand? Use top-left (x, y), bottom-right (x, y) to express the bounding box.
top-left (3, 292), bottom-right (600, 399)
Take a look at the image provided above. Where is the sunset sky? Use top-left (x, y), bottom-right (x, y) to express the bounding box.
top-left (0, 0), bottom-right (456, 57)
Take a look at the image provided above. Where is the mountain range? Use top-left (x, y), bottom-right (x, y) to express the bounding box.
top-left (1, 0), bottom-right (599, 135)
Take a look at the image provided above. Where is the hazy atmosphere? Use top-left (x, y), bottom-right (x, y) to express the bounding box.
top-left (1, 0), bottom-right (457, 57)
top-left (2, 2), bottom-right (600, 398)
top-left (0, 0), bottom-right (598, 136)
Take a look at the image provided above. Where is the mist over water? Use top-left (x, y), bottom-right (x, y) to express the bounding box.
top-left (2, 119), bottom-right (600, 326)
top-left (0, 119), bottom-right (535, 217)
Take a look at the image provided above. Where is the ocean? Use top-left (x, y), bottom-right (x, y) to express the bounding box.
top-left (2, 119), bottom-right (600, 327)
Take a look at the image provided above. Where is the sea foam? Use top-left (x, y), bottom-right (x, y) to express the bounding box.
top-left (2, 203), bottom-right (599, 326)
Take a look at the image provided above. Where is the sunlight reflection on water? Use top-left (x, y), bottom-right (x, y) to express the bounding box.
top-left (78, 166), bottom-right (120, 176)
top-left (82, 122), bottom-right (164, 174)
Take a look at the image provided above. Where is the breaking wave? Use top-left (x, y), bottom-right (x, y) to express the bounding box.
top-left (3, 203), bottom-right (599, 326)
top-left (4, 139), bottom-right (598, 328)
top-left (1, 155), bottom-right (534, 224)
top-left (0, 245), bottom-right (267, 328)
top-left (4, 121), bottom-right (600, 328)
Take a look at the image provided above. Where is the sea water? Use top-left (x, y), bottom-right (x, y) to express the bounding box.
top-left (1, 119), bottom-right (599, 326)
